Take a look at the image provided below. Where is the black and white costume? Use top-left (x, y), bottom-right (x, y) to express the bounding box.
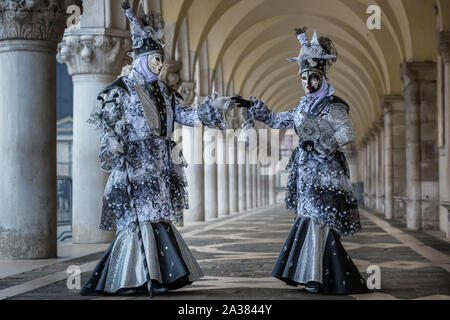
top-left (80, 4), bottom-right (228, 296)
top-left (241, 29), bottom-right (371, 294)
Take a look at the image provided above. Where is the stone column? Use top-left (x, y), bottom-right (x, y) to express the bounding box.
top-left (374, 119), bottom-right (385, 213)
top-left (383, 95), bottom-right (406, 220)
top-left (204, 128), bottom-right (218, 220)
top-left (183, 125), bottom-right (205, 223)
top-left (260, 174), bottom-right (265, 206)
top-left (257, 164), bottom-right (262, 207)
top-left (363, 139), bottom-right (369, 207)
top-left (367, 139), bottom-right (371, 208)
top-left (179, 84), bottom-right (205, 223)
top-left (438, 32), bottom-right (450, 237)
top-left (0, 0), bottom-right (82, 258)
top-left (265, 173), bottom-right (270, 205)
top-left (238, 141), bottom-right (247, 212)
top-left (57, 26), bottom-right (130, 243)
top-left (371, 132), bottom-right (378, 210)
top-left (347, 147), bottom-right (359, 183)
top-left (360, 141), bottom-right (368, 207)
top-left (374, 130), bottom-right (380, 211)
top-left (269, 172), bottom-right (276, 204)
top-left (245, 150), bottom-right (253, 210)
top-left (227, 130), bottom-right (239, 214)
top-left (252, 164), bottom-right (258, 207)
top-left (260, 173), bottom-right (267, 205)
top-left (362, 139), bottom-right (369, 207)
top-left (217, 130), bottom-right (229, 217)
top-left (365, 141), bottom-right (370, 207)
top-left (384, 98), bottom-right (394, 219)
top-left (400, 62), bottom-right (438, 230)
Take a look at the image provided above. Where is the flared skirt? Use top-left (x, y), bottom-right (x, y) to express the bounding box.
top-left (79, 220), bottom-right (203, 296)
top-left (271, 215), bottom-right (371, 295)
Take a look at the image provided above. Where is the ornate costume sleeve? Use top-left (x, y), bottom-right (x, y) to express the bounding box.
top-left (173, 97), bottom-right (201, 126)
top-left (248, 98), bottom-right (295, 129)
top-left (174, 94), bottom-right (229, 130)
top-left (315, 102), bottom-right (355, 156)
top-left (88, 88), bottom-right (126, 173)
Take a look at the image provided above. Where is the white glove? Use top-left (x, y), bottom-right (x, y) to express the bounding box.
top-left (108, 137), bottom-right (124, 155)
top-left (210, 92), bottom-right (232, 110)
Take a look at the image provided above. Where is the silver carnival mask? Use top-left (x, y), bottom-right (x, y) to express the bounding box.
top-left (301, 71), bottom-right (323, 94)
top-left (147, 52), bottom-right (165, 75)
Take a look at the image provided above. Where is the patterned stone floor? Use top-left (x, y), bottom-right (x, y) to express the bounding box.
top-left (1, 204), bottom-right (449, 300)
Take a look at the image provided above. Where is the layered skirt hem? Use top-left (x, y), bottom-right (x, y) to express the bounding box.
top-left (271, 215), bottom-right (371, 295)
top-left (79, 220), bottom-right (203, 296)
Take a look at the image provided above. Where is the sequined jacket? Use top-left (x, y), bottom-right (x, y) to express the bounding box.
top-left (249, 84), bottom-right (361, 236)
top-left (89, 71), bottom-right (227, 232)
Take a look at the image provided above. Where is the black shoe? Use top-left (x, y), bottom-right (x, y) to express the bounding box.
top-left (150, 281), bottom-right (169, 295)
top-left (304, 281), bottom-right (322, 293)
top-left (116, 288), bottom-right (138, 296)
top-left (151, 286), bottom-right (169, 295)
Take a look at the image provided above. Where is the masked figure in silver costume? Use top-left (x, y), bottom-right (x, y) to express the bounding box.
top-left (80, 2), bottom-right (231, 297)
top-left (233, 28), bottom-right (371, 294)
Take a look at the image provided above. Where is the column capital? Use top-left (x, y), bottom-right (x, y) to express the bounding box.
top-left (361, 129), bottom-right (375, 143)
top-left (160, 59), bottom-right (182, 89)
top-left (0, 0), bottom-right (82, 42)
top-left (438, 31), bottom-right (450, 64)
top-left (374, 116), bottom-right (384, 133)
top-left (382, 95), bottom-right (404, 114)
top-left (342, 143), bottom-right (356, 157)
top-left (400, 62), bottom-right (436, 89)
top-left (179, 81), bottom-right (196, 105)
top-left (57, 28), bottom-right (131, 76)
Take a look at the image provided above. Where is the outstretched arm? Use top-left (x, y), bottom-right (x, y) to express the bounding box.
top-left (173, 93), bottom-right (230, 129)
top-left (233, 96), bottom-right (295, 129)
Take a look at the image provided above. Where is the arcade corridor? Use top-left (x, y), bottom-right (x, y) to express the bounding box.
top-left (1, 0), bottom-right (450, 302)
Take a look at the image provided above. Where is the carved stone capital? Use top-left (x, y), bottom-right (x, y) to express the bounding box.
top-left (438, 31), bottom-right (450, 64)
top-left (342, 143), bottom-right (356, 157)
top-left (160, 59), bottom-right (182, 89)
top-left (374, 116), bottom-right (384, 133)
top-left (178, 81), bottom-right (195, 105)
top-left (57, 28), bottom-right (131, 76)
top-left (382, 95), bottom-right (404, 114)
top-left (400, 62), bottom-right (436, 90)
top-left (0, 0), bottom-right (82, 42)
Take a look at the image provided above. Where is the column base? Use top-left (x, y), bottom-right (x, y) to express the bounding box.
top-left (0, 230), bottom-right (56, 259)
top-left (72, 224), bottom-right (114, 244)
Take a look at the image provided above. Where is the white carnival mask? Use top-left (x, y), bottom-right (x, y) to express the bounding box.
top-left (147, 53), bottom-right (165, 75)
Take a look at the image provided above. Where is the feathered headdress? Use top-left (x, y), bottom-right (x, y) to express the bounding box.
top-left (287, 27), bottom-right (337, 75)
top-left (123, 2), bottom-right (165, 59)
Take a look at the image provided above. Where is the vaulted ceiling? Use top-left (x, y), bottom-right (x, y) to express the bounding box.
top-left (154, 0), bottom-right (447, 141)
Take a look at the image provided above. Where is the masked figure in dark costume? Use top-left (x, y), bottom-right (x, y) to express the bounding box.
top-left (233, 28), bottom-right (371, 295)
top-left (80, 2), bottom-right (230, 297)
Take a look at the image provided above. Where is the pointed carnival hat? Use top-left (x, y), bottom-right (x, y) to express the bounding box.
top-left (123, 2), bottom-right (165, 59)
top-left (287, 27), bottom-right (337, 75)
